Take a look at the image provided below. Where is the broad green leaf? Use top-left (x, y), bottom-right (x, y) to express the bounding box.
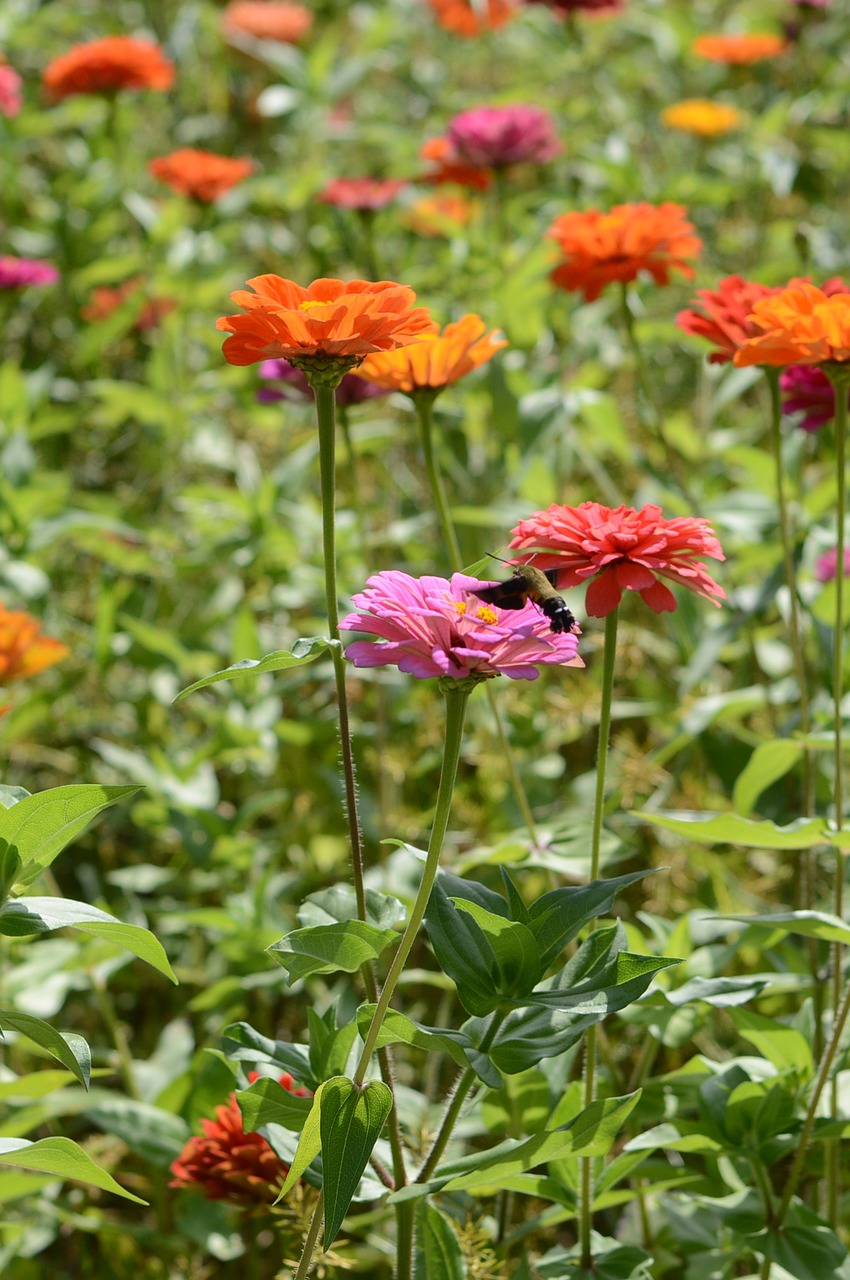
top-left (665, 976), bottom-right (770, 1008)
top-left (0, 1136), bottom-right (147, 1203)
top-left (297, 884), bottom-right (406, 931)
top-left (424, 882), bottom-right (501, 1016)
top-left (320, 1076), bottom-right (392, 1245)
top-left (174, 637), bottom-right (333, 701)
top-left (84, 1098), bottom-right (191, 1165)
top-left (414, 1202), bottom-right (465, 1280)
top-left (754, 1222), bottom-right (849, 1280)
top-left (0, 1070), bottom-right (77, 1100)
top-left (536, 1242), bottom-right (653, 1279)
top-left (451, 900), bottom-right (540, 999)
top-left (717, 910), bottom-right (850, 946)
top-left (0, 898), bottom-right (176, 982)
top-left (529, 872), bottom-right (651, 972)
top-left (733, 740), bottom-right (805, 818)
top-left (354, 1006), bottom-right (473, 1073)
top-left (0, 785), bottom-right (140, 886)
top-left (0, 1010), bottom-right (90, 1088)
top-left (632, 810), bottom-right (828, 850)
top-left (278, 1080), bottom-right (327, 1197)
top-left (267, 921), bottom-right (399, 982)
top-left (624, 1123), bottom-right (723, 1155)
top-left (730, 1008), bottom-right (815, 1077)
top-left (237, 1077), bottom-right (314, 1134)
top-left (220, 1023), bottom-right (312, 1081)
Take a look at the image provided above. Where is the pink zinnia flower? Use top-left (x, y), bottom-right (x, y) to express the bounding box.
top-left (816, 547), bottom-right (850, 583)
top-left (257, 358), bottom-right (389, 406)
top-left (0, 256), bottom-right (59, 289)
top-left (780, 365), bottom-right (847, 432)
top-left (318, 178), bottom-right (406, 211)
top-left (448, 104), bottom-right (561, 169)
top-left (340, 570), bottom-right (583, 680)
top-left (524, 0), bottom-right (624, 12)
top-left (0, 64), bottom-right (23, 118)
top-left (508, 502), bottom-right (726, 617)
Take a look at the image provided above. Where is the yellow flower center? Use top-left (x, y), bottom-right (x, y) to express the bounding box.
top-left (454, 601), bottom-right (467, 616)
top-left (475, 605), bottom-right (498, 624)
top-left (299, 299), bottom-right (332, 312)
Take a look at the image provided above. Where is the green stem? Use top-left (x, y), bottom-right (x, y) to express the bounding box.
top-left (293, 1190), bottom-right (324, 1280)
top-left (92, 980), bottom-right (141, 1102)
top-left (580, 605), bottom-right (619, 1270)
top-left (619, 284), bottom-right (682, 485)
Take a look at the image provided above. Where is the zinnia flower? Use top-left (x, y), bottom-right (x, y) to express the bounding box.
top-left (0, 606), bottom-right (68, 683)
top-left (523, 0), bottom-right (624, 12)
top-left (318, 178), bottom-right (406, 211)
top-left (448, 104), bottom-right (561, 168)
top-left (0, 257), bottom-right (59, 289)
top-left (80, 277), bottom-right (176, 331)
top-left (340, 570), bottom-right (583, 680)
top-left (221, 1), bottom-right (313, 43)
top-left (734, 283), bottom-right (850, 368)
top-left (43, 36), bottom-right (175, 99)
top-left (257, 358), bottom-right (390, 406)
top-left (780, 365), bottom-right (849, 431)
top-left (692, 33), bottom-right (786, 64)
top-left (660, 99), bottom-right (742, 138)
top-left (815, 547), bottom-right (850, 583)
top-left (170, 1072), bottom-right (309, 1207)
top-left (428, 0), bottom-right (517, 37)
top-left (676, 276), bottom-right (779, 363)
top-left (419, 137), bottom-right (492, 191)
top-left (217, 277), bottom-right (436, 379)
top-left (507, 501), bottom-right (726, 616)
top-left (406, 193), bottom-right (475, 237)
top-left (548, 203), bottom-right (701, 303)
top-left (149, 150), bottom-right (254, 202)
top-left (353, 314), bottom-right (507, 394)
top-left (0, 64), bottom-right (23, 118)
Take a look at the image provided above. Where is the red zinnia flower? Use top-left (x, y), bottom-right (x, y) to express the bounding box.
top-left (508, 501), bottom-right (725, 616)
top-left (149, 150), bottom-right (254, 202)
top-left (676, 276), bottom-right (780, 363)
top-left (318, 178), bottom-right (407, 211)
top-left (548, 203), bottom-right (701, 303)
top-left (43, 36), bottom-right (174, 99)
top-left (419, 137), bottom-right (492, 191)
top-left (427, 0), bottom-right (517, 37)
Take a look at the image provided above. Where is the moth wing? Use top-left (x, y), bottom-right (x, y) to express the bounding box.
top-left (469, 583), bottom-right (528, 611)
top-left (467, 580), bottom-right (505, 604)
top-left (542, 568), bottom-right (562, 589)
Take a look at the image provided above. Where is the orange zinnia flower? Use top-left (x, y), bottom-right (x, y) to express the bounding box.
top-left (221, 1), bottom-right (313, 43)
top-left (354, 314), bottom-right (507, 393)
top-left (734, 283), bottom-right (850, 368)
top-left (428, 0), bottom-right (517, 37)
top-left (692, 33), bottom-right (786, 64)
top-left (149, 150), bottom-right (254, 202)
top-left (217, 277), bottom-right (437, 376)
top-left (660, 99), bottom-right (742, 137)
top-left (508, 502), bottom-right (726, 617)
top-left (43, 36), bottom-right (174, 99)
top-left (419, 137), bottom-right (492, 191)
top-left (406, 193), bottom-right (475, 238)
top-left (548, 202), bottom-right (701, 303)
top-left (676, 276), bottom-right (780, 363)
top-left (0, 607), bottom-right (68, 683)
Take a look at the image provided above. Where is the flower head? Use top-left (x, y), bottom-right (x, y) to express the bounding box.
top-left (217, 276), bottom-right (436, 377)
top-left (406, 193), bottom-right (475, 237)
top-left (780, 365), bottom-right (849, 431)
top-left (419, 137), bottom-right (492, 191)
top-left (448, 104), bottom-right (561, 168)
top-left (221, 1), bottom-right (313, 43)
top-left (734, 283), bottom-right (850, 368)
top-left (80, 278), bottom-right (176, 331)
top-left (353, 314), bottom-right (506, 394)
top-left (170, 1072), bottom-right (309, 1208)
top-left (341, 570), bottom-right (583, 680)
top-left (428, 0), bottom-right (517, 37)
top-left (548, 203), bottom-right (701, 303)
top-left (692, 33), bottom-right (786, 64)
top-left (0, 64), bottom-right (23, 118)
top-left (523, 0), bottom-right (624, 12)
top-left (660, 99), bottom-right (742, 138)
top-left (258, 358), bottom-right (390, 406)
top-left (676, 276), bottom-right (779, 363)
top-left (43, 36), bottom-right (175, 99)
top-left (318, 178), bottom-right (406, 211)
top-left (149, 150), bottom-right (254, 202)
top-left (816, 547), bottom-right (850, 583)
top-left (0, 257), bottom-right (59, 290)
top-left (0, 607), bottom-right (68, 683)
top-left (508, 501), bottom-right (725, 616)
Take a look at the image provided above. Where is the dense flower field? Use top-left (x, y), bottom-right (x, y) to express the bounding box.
top-left (1, 1), bottom-right (849, 1277)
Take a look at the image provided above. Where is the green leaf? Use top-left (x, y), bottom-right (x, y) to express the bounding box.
top-left (353, 1006), bottom-right (472, 1073)
top-left (279, 1081), bottom-right (327, 1198)
top-left (624, 1122), bottom-right (723, 1155)
top-left (754, 1222), bottom-right (849, 1280)
top-left (298, 884), bottom-right (406, 931)
top-left (0, 785), bottom-right (140, 886)
top-left (665, 976), bottom-right (770, 1007)
top-left (174, 638), bottom-right (333, 701)
top-left (0, 1010), bottom-right (90, 1088)
top-left (424, 881), bottom-right (501, 1016)
top-left (716, 910), bottom-right (850, 946)
top-left (528, 871), bottom-right (651, 972)
top-left (733, 740), bottom-right (805, 817)
top-left (730, 1008), bottom-right (815, 1077)
top-left (414, 1203), bottom-right (465, 1280)
top-left (267, 921), bottom-right (399, 982)
top-left (0, 1136), bottom-right (147, 1203)
top-left (220, 1023), bottom-right (312, 1082)
top-left (451, 899), bottom-right (541, 999)
top-left (632, 810), bottom-right (828, 849)
top-left (0, 898), bottom-right (176, 982)
top-left (320, 1076), bottom-right (393, 1245)
top-left (536, 1242), bottom-right (653, 1279)
top-left (237, 1078), bottom-right (314, 1134)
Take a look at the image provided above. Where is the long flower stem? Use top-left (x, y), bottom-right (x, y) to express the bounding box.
top-left (293, 1190), bottom-right (325, 1280)
top-left (619, 284), bottom-right (681, 484)
top-left (413, 392), bottom-right (541, 845)
top-left (580, 606), bottom-right (619, 1269)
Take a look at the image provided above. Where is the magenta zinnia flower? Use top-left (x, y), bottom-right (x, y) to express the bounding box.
top-left (447, 104), bottom-right (561, 169)
top-left (257, 358), bottom-right (389, 406)
top-left (815, 547), bottom-right (850, 583)
top-left (318, 178), bottom-right (407, 210)
top-left (780, 364), bottom-right (846, 432)
top-left (340, 570), bottom-right (583, 680)
top-left (0, 256), bottom-right (59, 289)
top-left (0, 65), bottom-right (23, 118)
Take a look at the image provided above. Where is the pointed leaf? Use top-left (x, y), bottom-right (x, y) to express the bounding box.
top-left (451, 899), bottom-right (540, 999)
top-left (424, 881), bottom-right (501, 1015)
top-left (754, 1223), bottom-right (848, 1280)
top-left (278, 1080), bottom-right (327, 1198)
top-left (730, 1008), bottom-right (815, 1077)
top-left (320, 1076), bottom-right (393, 1245)
top-left (716, 911), bottom-right (850, 947)
top-left (237, 1078), bottom-right (314, 1134)
top-left (0, 1010), bottom-right (90, 1088)
top-left (354, 1006), bottom-right (472, 1072)
top-left (0, 898), bottom-right (176, 982)
top-left (733, 741), bottom-right (805, 818)
top-left (298, 885), bottom-right (406, 931)
top-left (0, 786), bottom-right (140, 885)
top-left (529, 871), bottom-right (650, 972)
top-left (0, 1136), bottom-right (147, 1203)
top-left (174, 638), bottom-right (333, 701)
top-left (415, 1202), bottom-right (465, 1280)
top-left (267, 921), bottom-right (399, 982)
top-left (633, 810), bottom-right (827, 850)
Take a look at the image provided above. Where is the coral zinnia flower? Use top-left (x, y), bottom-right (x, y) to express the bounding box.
top-left (318, 178), bottom-right (406, 211)
top-left (340, 571), bottom-right (583, 680)
top-left (660, 99), bottom-right (742, 138)
top-left (170, 1072), bottom-right (308, 1207)
top-left (548, 203), bottom-right (701, 303)
top-left (0, 64), bottom-right (23, 118)
top-left (353, 314), bottom-right (506, 394)
top-left (258, 358), bottom-right (389, 406)
top-left (0, 257), bottom-right (58, 289)
top-left (448, 104), bottom-right (561, 168)
top-left (0, 607), bottom-right (68, 683)
top-left (781, 365), bottom-right (849, 431)
top-left (419, 137), bottom-right (492, 191)
top-left (692, 33), bottom-right (786, 64)
top-left (676, 276), bottom-right (779, 364)
top-left (428, 0), bottom-right (517, 37)
top-left (43, 36), bottom-right (174, 99)
top-left (508, 502), bottom-right (726, 616)
top-left (221, 1), bottom-right (313, 43)
top-left (734, 283), bottom-right (850, 368)
top-left (217, 277), bottom-right (436, 375)
top-left (149, 150), bottom-right (254, 202)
